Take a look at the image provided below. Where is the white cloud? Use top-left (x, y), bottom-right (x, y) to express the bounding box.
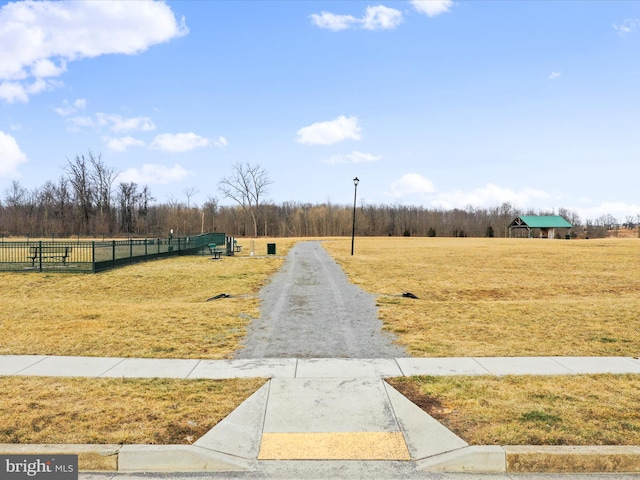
top-left (571, 201), bottom-right (640, 224)
top-left (98, 113), bottom-right (156, 133)
top-left (31, 58), bottom-right (67, 78)
top-left (432, 183), bottom-right (550, 209)
top-left (327, 151), bottom-right (381, 164)
top-left (213, 136), bottom-right (229, 148)
top-left (310, 12), bottom-right (358, 31)
top-left (613, 19), bottom-right (640, 35)
top-left (55, 98), bottom-right (86, 116)
top-left (118, 164), bottom-right (192, 185)
top-left (311, 5), bottom-right (403, 31)
top-left (0, 81), bottom-right (28, 103)
top-left (0, 0), bottom-right (188, 102)
top-left (410, 0), bottom-right (453, 17)
top-left (390, 173), bottom-right (436, 196)
top-left (105, 136), bottom-right (145, 153)
top-left (66, 112), bottom-right (156, 132)
top-left (0, 131), bottom-right (28, 176)
top-left (297, 115), bottom-right (361, 145)
top-left (548, 71), bottom-right (561, 80)
top-left (150, 132), bottom-right (211, 152)
top-left (362, 5), bottom-right (404, 30)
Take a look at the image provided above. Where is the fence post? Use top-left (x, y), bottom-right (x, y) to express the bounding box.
top-left (92, 241), bottom-right (95, 273)
top-left (38, 240), bottom-right (43, 272)
top-left (112, 240), bottom-right (116, 269)
top-left (130, 240), bottom-right (133, 264)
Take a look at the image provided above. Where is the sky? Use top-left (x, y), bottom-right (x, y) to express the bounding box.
top-left (1, 0), bottom-right (640, 223)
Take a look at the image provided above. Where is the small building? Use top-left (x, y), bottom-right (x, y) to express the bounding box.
top-left (509, 215), bottom-right (572, 239)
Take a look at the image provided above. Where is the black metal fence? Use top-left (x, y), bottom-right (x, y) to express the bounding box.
top-left (0, 233), bottom-right (227, 273)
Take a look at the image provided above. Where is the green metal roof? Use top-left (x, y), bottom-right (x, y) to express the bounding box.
top-left (510, 215), bottom-right (572, 228)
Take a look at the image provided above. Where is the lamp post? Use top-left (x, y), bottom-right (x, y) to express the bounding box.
top-left (351, 177), bottom-right (359, 256)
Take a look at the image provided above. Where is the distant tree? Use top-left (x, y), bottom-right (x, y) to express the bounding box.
top-left (218, 162), bottom-right (273, 237)
top-left (183, 187), bottom-right (199, 209)
top-left (486, 225), bottom-right (495, 237)
top-left (4, 180), bottom-right (27, 234)
top-left (558, 207), bottom-right (581, 229)
top-left (117, 182), bottom-right (140, 234)
top-left (66, 153), bottom-right (95, 234)
top-left (90, 154), bottom-right (118, 233)
top-left (138, 185), bottom-right (155, 234)
top-left (203, 196), bottom-right (218, 233)
top-left (427, 227), bottom-right (436, 237)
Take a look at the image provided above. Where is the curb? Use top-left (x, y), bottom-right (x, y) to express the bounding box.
top-left (2, 444), bottom-right (640, 474)
top-left (0, 444), bottom-right (119, 471)
top-left (504, 445), bottom-right (640, 473)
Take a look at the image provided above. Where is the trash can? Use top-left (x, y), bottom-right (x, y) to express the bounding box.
top-left (267, 243), bottom-right (276, 255)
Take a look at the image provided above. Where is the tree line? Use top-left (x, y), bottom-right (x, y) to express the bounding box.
top-left (0, 153), bottom-right (636, 239)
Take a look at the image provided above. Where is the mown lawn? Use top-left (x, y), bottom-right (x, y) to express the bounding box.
top-left (388, 374), bottom-right (640, 446)
top-left (3, 236), bottom-right (640, 446)
top-left (0, 238), bottom-right (298, 359)
top-left (324, 237), bottom-right (640, 357)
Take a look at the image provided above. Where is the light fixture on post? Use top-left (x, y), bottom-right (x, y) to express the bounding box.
top-left (351, 177), bottom-right (359, 256)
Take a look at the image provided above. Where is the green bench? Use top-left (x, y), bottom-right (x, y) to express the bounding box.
top-left (29, 246), bottom-right (73, 266)
top-left (208, 243), bottom-right (223, 259)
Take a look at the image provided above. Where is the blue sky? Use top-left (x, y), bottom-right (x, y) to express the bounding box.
top-left (1, 0), bottom-right (639, 223)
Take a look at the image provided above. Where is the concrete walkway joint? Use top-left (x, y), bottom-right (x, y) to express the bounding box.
top-left (2, 355), bottom-right (640, 473)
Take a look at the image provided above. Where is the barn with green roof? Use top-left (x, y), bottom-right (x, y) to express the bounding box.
top-left (508, 215), bottom-right (573, 239)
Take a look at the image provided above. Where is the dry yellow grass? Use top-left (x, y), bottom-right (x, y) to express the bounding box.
top-left (388, 374), bottom-right (640, 445)
top-left (0, 237), bottom-right (298, 359)
top-left (0, 376), bottom-right (265, 444)
top-left (323, 237), bottom-right (640, 357)
top-left (3, 236), bottom-right (640, 447)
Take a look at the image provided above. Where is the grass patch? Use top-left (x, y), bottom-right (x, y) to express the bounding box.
top-left (0, 237), bottom-right (299, 359)
top-left (323, 237), bottom-right (640, 357)
top-left (0, 376), bottom-right (265, 444)
top-left (387, 374), bottom-right (640, 445)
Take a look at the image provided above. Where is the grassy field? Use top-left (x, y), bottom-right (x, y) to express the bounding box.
top-left (2, 236), bottom-right (640, 446)
top-left (0, 237), bottom-right (298, 359)
top-left (388, 374), bottom-right (640, 446)
top-left (0, 376), bottom-right (265, 444)
top-left (0, 237), bottom-right (290, 445)
top-left (323, 237), bottom-right (640, 357)
top-left (326, 236), bottom-right (640, 446)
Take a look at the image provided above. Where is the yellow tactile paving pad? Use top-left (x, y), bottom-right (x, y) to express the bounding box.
top-left (258, 432), bottom-right (411, 460)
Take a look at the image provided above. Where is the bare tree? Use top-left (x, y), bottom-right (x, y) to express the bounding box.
top-left (66, 153), bottom-right (95, 234)
top-left (53, 176), bottom-right (72, 235)
top-left (203, 196), bottom-right (218, 233)
top-left (90, 154), bottom-right (118, 233)
top-left (117, 182), bottom-right (141, 234)
top-left (218, 162), bottom-right (273, 237)
top-left (137, 185), bottom-right (154, 235)
top-left (558, 207), bottom-right (581, 232)
top-left (183, 187), bottom-right (199, 209)
top-left (4, 180), bottom-right (27, 234)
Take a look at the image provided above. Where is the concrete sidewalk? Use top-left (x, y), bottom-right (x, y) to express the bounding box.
top-left (2, 355), bottom-right (640, 475)
top-left (3, 354), bottom-right (640, 379)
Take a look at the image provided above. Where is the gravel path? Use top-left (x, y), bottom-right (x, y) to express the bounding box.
top-left (235, 241), bottom-right (407, 358)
